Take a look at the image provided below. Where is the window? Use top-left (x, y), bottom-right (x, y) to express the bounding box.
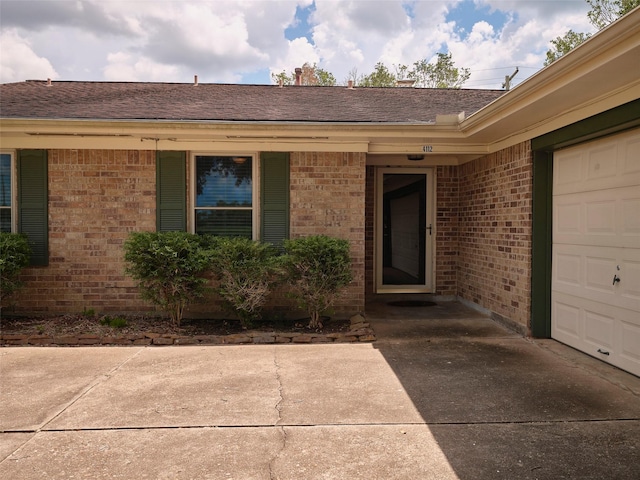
top-left (194, 155), bottom-right (254, 238)
top-left (157, 151), bottom-right (288, 246)
top-left (0, 152), bottom-right (13, 232)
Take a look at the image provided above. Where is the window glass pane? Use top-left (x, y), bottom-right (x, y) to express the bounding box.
top-left (0, 209), bottom-right (11, 233)
top-left (0, 154), bottom-right (11, 207)
top-left (196, 156), bottom-right (252, 207)
top-left (0, 154), bottom-right (11, 232)
top-left (196, 210), bottom-right (252, 237)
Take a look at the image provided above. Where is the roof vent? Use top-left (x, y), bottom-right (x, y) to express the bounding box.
top-left (396, 79), bottom-right (415, 87)
top-left (347, 80), bottom-right (354, 89)
top-left (194, 75), bottom-right (199, 86)
top-left (295, 67), bottom-right (302, 86)
top-left (435, 112), bottom-right (466, 125)
top-left (46, 78), bottom-right (52, 87)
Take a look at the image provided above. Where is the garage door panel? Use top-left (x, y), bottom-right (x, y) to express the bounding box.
top-left (553, 128), bottom-right (640, 377)
top-left (584, 309), bottom-right (614, 350)
top-left (623, 261), bottom-right (640, 301)
top-left (554, 252), bottom-right (581, 286)
top-left (552, 298), bottom-right (581, 341)
top-left (622, 132), bottom-right (640, 175)
top-left (553, 186), bottom-right (640, 248)
top-left (586, 142), bottom-right (618, 183)
top-left (555, 202), bottom-right (581, 236)
top-left (619, 315), bottom-right (640, 375)
top-left (585, 199), bottom-right (616, 234)
top-left (552, 292), bottom-right (640, 375)
top-left (555, 150), bottom-right (583, 190)
top-left (585, 255), bottom-right (617, 294)
top-left (554, 129), bottom-right (640, 195)
top-left (623, 197), bottom-right (640, 235)
top-left (622, 320), bottom-right (640, 357)
top-left (553, 244), bottom-right (639, 312)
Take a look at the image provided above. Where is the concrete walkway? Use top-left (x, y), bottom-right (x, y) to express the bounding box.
top-left (1, 300), bottom-right (639, 479)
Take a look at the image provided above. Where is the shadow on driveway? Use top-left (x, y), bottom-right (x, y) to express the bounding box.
top-left (367, 296), bottom-right (640, 480)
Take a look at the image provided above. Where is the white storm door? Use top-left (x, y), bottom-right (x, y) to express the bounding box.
top-left (376, 168), bottom-right (435, 293)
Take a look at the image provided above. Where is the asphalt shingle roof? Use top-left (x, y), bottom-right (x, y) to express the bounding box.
top-left (0, 80), bottom-right (504, 124)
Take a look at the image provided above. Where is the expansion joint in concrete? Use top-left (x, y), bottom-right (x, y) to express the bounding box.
top-left (270, 348), bottom-right (287, 479)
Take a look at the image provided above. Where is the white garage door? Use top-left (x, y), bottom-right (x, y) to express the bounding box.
top-left (552, 128), bottom-right (640, 377)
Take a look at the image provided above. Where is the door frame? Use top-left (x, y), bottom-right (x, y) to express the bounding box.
top-left (530, 99), bottom-right (640, 338)
top-left (375, 167), bottom-right (435, 293)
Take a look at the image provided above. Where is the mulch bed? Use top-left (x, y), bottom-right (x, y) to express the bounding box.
top-left (0, 314), bottom-right (376, 346)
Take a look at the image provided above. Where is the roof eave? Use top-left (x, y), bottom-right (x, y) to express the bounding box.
top-left (460, 7), bottom-right (640, 151)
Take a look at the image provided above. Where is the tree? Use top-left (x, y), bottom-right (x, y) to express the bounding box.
top-left (408, 52), bottom-right (471, 89)
top-left (544, 30), bottom-right (592, 66)
top-left (357, 62), bottom-right (397, 87)
top-left (545, 0), bottom-right (639, 65)
top-left (271, 62), bottom-right (336, 86)
top-left (272, 53), bottom-right (471, 89)
top-left (587, 0), bottom-right (639, 29)
top-left (356, 53), bottom-right (470, 88)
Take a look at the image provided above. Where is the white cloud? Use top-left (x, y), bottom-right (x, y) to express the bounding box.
top-left (0, 29), bottom-right (58, 83)
top-left (0, 0), bottom-right (600, 87)
top-left (270, 37), bottom-right (320, 80)
top-left (103, 52), bottom-right (182, 82)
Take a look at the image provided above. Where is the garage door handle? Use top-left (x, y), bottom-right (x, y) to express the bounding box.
top-left (597, 349), bottom-right (610, 356)
top-left (612, 275), bottom-right (621, 285)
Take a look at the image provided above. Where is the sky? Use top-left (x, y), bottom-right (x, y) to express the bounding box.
top-left (0, 0), bottom-right (596, 89)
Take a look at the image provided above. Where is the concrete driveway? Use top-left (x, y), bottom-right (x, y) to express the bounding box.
top-left (1, 300), bottom-right (639, 479)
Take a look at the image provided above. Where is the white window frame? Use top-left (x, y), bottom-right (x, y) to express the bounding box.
top-left (190, 152), bottom-right (260, 239)
top-left (0, 150), bottom-right (16, 233)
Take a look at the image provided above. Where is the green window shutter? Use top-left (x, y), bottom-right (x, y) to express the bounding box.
top-left (260, 152), bottom-right (289, 247)
top-left (18, 150), bottom-right (48, 266)
top-left (156, 151), bottom-right (186, 232)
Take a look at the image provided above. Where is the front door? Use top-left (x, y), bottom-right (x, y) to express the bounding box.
top-left (376, 168), bottom-right (434, 293)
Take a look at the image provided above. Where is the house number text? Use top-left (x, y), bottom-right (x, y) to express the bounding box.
top-left (422, 145), bottom-right (433, 153)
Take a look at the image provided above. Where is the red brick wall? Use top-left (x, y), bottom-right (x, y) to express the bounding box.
top-left (435, 166), bottom-right (459, 296)
top-left (289, 152), bottom-right (366, 316)
top-left (457, 142), bottom-right (533, 330)
top-left (364, 166), bottom-right (375, 296)
top-left (11, 149), bottom-right (367, 318)
top-left (10, 145), bottom-right (532, 328)
top-left (14, 149), bottom-right (157, 314)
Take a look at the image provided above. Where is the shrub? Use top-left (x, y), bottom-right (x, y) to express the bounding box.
top-left (123, 232), bottom-right (214, 326)
top-left (209, 237), bottom-right (283, 328)
top-left (0, 233), bottom-right (32, 308)
top-left (100, 315), bottom-right (128, 328)
top-left (283, 235), bottom-right (353, 329)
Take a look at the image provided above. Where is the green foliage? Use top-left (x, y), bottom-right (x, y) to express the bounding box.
top-left (209, 237), bottom-right (283, 328)
top-left (271, 62), bottom-right (337, 86)
top-left (358, 62), bottom-right (398, 87)
top-left (354, 53), bottom-right (470, 88)
top-left (544, 30), bottom-right (592, 66)
top-left (0, 233), bottom-right (32, 307)
top-left (545, 0), bottom-right (638, 65)
top-left (587, 0), bottom-right (639, 29)
top-left (407, 53), bottom-right (471, 89)
top-left (123, 232), bottom-right (214, 326)
top-left (283, 235), bottom-right (353, 329)
top-left (82, 307), bottom-right (96, 317)
top-left (100, 315), bottom-right (128, 328)
top-left (275, 53), bottom-right (471, 89)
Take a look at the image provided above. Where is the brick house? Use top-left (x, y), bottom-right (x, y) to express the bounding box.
top-left (1, 10), bottom-right (639, 374)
